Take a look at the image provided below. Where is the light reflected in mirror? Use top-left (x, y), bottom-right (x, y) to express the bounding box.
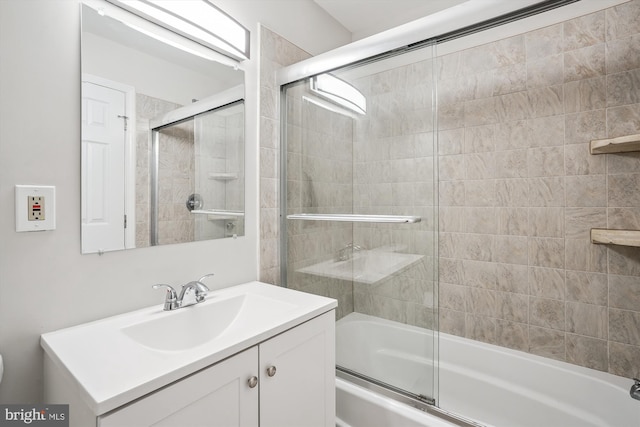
top-left (80, 2), bottom-right (245, 254)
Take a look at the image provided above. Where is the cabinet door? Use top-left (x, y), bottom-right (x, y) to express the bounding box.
top-left (99, 347), bottom-right (258, 427)
top-left (259, 311), bottom-right (335, 427)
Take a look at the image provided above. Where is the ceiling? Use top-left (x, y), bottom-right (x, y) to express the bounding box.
top-left (313, 0), bottom-right (469, 40)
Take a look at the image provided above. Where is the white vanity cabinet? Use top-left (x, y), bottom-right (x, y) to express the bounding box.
top-left (99, 311), bottom-right (335, 427)
top-left (42, 282), bottom-right (337, 427)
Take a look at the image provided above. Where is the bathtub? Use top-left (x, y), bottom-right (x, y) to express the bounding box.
top-left (336, 312), bottom-right (640, 427)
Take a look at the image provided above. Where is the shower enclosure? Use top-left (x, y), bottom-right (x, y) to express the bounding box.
top-left (280, 43), bottom-right (439, 404)
top-left (279, 0), bottom-right (640, 425)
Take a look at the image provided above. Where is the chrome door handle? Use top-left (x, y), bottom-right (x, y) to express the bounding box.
top-left (266, 366), bottom-right (277, 377)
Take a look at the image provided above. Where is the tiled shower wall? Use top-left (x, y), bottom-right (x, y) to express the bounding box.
top-left (259, 26), bottom-right (311, 284)
top-left (437, 0), bottom-right (640, 378)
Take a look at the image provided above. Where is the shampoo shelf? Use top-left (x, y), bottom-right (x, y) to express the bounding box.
top-left (286, 213), bottom-right (421, 224)
top-left (591, 229), bottom-right (640, 248)
top-left (590, 134), bottom-right (640, 154)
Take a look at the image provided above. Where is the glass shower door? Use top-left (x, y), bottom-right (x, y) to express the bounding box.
top-left (281, 42), bottom-right (438, 403)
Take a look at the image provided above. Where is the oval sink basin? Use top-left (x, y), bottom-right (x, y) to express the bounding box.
top-left (121, 293), bottom-right (297, 352)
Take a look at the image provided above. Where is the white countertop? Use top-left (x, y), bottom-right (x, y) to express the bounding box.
top-left (41, 281), bottom-right (336, 415)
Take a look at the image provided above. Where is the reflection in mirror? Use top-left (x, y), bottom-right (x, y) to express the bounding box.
top-left (150, 100), bottom-right (245, 246)
top-left (80, 1), bottom-right (246, 254)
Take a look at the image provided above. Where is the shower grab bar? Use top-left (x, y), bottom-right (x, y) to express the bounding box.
top-left (286, 213), bottom-right (421, 223)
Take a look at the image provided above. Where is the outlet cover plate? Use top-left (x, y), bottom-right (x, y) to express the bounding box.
top-left (15, 185), bottom-right (56, 232)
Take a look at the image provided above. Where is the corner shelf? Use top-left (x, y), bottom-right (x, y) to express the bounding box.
top-left (591, 229), bottom-right (640, 248)
top-left (590, 134), bottom-right (640, 154)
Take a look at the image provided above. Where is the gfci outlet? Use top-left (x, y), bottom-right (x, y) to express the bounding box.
top-left (15, 185), bottom-right (56, 232)
top-left (28, 196), bottom-right (45, 221)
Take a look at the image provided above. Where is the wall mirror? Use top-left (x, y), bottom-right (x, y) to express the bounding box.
top-left (80, 0), bottom-right (246, 254)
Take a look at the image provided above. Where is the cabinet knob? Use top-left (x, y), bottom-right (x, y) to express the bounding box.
top-left (266, 366), bottom-right (277, 377)
top-left (248, 376), bottom-right (258, 388)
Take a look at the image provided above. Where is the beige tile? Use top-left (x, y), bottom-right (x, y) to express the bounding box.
top-left (608, 174), bottom-right (640, 207)
top-left (495, 120), bottom-right (528, 150)
top-left (439, 257), bottom-right (463, 285)
top-left (527, 115), bottom-right (565, 147)
top-left (607, 152), bottom-right (640, 174)
top-left (565, 271), bottom-right (608, 305)
top-left (465, 180), bottom-right (496, 207)
top-left (498, 91), bottom-right (533, 122)
top-left (566, 334), bottom-right (608, 371)
top-left (528, 85), bottom-right (564, 118)
top-left (497, 292), bottom-right (528, 323)
top-left (465, 97), bottom-right (500, 127)
top-left (495, 263), bottom-right (529, 295)
top-left (527, 147), bottom-right (564, 177)
top-left (465, 314), bottom-right (497, 344)
top-left (605, 0), bottom-right (640, 41)
top-left (564, 77), bottom-right (606, 113)
top-left (565, 143), bottom-right (606, 175)
top-left (528, 237), bottom-right (565, 269)
top-left (529, 326), bottom-right (565, 360)
top-left (610, 308), bottom-right (640, 346)
top-left (606, 104), bottom-right (640, 138)
top-left (527, 177), bottom-right (565, 207)
top-left (608, 207), bottom-right (640, 230)
top-left (496, 320), bottom-right (529, 352)
top-left (564, 44), bottom-right (606, 82)
top-left (564, 207), bottom-right (607, 239)
top-left (565, 238), bottom-right (608, 273)
top-left (462, 260), bottom-right (497, 289)
top-left (525, 24), bottom-right (564, 60)
top-left (564, 11), bottom-right (605, 51)
top-left (440, 282), bottom-right (467, 311)
top-left (438, 128), bottom-right (465, 155)
top-left (465, 152), bottom-right (496, 180)
top-left (607, 68), bottom-right (640, 107)
top-left (495, 150), bottom-right (528, 179)
top-left (529, 207), bottom-right (564, 238)
top-left (530, 297), bottom-right (565, 330)
top-left (496, 179), bottom-right (529, 207)
top-left (439, 154), bottom-right (465, 181)
top-left (565, 175), bottom-right (607, 207)
top-left (498, 207), bottom-right (529, 236)
top-left (608, 246), bottom-right (640, 277)
top-left (609, 341), bottom-right (640, 378)
top-left (566, 301), bottom-right (608, 339)
top-left (527, 54), bottom-right (564, 88)
top-left (461, 234), bottom-right (494, 262)
top-left (440, 308), bottom-right (466, 336)
top-left (493, 63), bottom-right (527, 96)
top-left (464, 124), bottom-right (495, 153)
top-left (564, 110), bottom-right (606, 145)
top-left (439, 181), bottom-right (465, 206)
top-left (492, 235), bottom-right (529, 265)
top-left (465, 207), bottom-right (498, 234)
top-left (529, 267), bottom-right (565, 300)
top-left (609, 274), bottom-right (640, 311)
top-left (606, 33), bottom-right (640, 74)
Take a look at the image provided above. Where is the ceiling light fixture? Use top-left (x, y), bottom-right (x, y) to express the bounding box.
top-left (310, 74), bottom-right (367, 115)
top-left (105, 0), bottom-right (249, 61)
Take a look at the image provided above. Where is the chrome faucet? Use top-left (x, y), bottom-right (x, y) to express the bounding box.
top-left (153, 274), bottom-right (213, 311)
top-left (631, 378), bottom-right (640, 401)
top-left (336, 243), bottom-right (365, 261)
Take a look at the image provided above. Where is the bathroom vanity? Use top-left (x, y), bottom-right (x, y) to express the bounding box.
top-left (41, 282), bottom-right (336, 427)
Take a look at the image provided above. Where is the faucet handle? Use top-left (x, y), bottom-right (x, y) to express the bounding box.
top-left (198, 273), bottom-right (215, 283)
top-left (152, 284), bottom-right (178, 311)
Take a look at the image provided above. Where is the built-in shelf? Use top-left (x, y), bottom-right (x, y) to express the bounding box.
top-left (208, 172), bottom-right (239, 181)
top-left (590, 134), bottom-right (640, 154)
top-left (591, 229), bottom-right (640, 248)
top-left (286, 213), bottom-right (421, 224)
